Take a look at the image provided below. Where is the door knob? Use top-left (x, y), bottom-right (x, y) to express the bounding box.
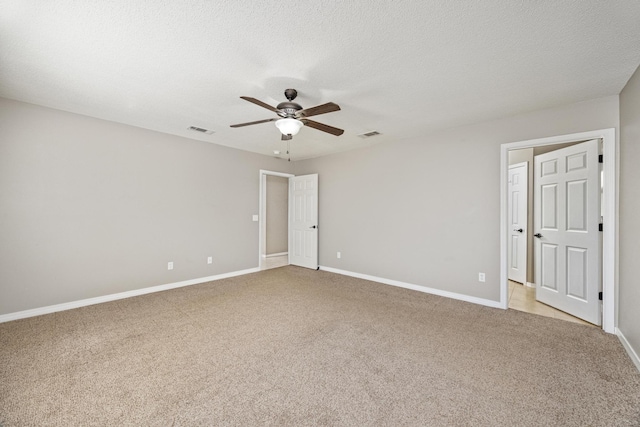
top-left (514, 228), bottom-right (523, 233)
top-left (534, 233), bottom-right (542, 238)
top-left (310, 225), bottom-right (317, 229)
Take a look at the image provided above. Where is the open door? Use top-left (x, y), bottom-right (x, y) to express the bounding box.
top-left (289, 174), bottom-right (318, 269)
top-left (533, 139), bottom-right (601, 325)
top-left (508, 162), bottom-right (528, 284)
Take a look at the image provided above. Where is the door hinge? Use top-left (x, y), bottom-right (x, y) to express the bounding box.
top-left (599, 223), bottom-right (603, 232)
top-left (599, 154), bottom-right (603, 163)
top-left (599, 292), bottom-right (603, 301)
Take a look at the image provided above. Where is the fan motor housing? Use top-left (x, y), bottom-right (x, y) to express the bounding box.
top-left (276, 101), bottom-right (302, 117)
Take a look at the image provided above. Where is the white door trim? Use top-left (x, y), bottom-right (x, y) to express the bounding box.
top-left (259, 170), bottom-right (294, 269)
top-left (500, 128), bottom-right (617, 333)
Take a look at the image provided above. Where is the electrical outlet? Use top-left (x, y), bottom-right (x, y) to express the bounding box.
top-left (337, 251), bottom-right (341, 259)
top-left (478, 272), bottom-right (485, 282)
top-left (168, 262), bottom-right (174, 270)
top-left (207, 256), bottom-right (212, 264)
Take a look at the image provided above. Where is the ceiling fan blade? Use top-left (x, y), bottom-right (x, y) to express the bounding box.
top-left (240, 96), bottom-right (280, 113)
top-left (297, 102), bottom-right (340, 118)
top-left (281, 134), bottom-right (293, 141)
top-left (230, 118), bottom-right (277, 128)
top-left (302, 119), bottom-right (344, 136)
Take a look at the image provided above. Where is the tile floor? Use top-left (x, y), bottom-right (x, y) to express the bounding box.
top-left (508, 280), bottom-right (594, 326)
top-left (260, 254), bottom-right (288, 270)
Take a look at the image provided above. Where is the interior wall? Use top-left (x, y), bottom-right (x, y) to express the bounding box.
top-left (619, 63), bottom-right (640, 357)
top-left (265, 175), bottom-right (288, 255)
top-left (0, 98), bottom-right (293, 316)
top-left (508, 148), bottom-right (534, 283)
top-left (294, 96), bottom-right (619, 302)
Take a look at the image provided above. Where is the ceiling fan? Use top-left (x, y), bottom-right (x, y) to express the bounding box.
top-left (230, 89), bottom-right (344, 140)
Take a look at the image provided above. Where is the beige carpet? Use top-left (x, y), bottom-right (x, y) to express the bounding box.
top-left (1, 266), bottom-right (639, 426)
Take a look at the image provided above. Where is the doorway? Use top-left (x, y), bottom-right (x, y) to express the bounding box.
top-left (258, 170), bottom-right (320, 271)
top-left (508, 143), bottom-right (592, 324)
top-left (500, 129), bottom-right (617, 333)
top-left (259, 170), bottom-right (294, 270)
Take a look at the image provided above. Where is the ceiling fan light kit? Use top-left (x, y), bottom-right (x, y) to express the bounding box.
top-left (275, 118), bottom-right (303, 136)
top-left (230, 88), bottom-right (344, 139)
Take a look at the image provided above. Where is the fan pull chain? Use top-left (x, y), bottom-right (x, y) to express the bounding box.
top-left (287, 139), bottom-right (291, 162)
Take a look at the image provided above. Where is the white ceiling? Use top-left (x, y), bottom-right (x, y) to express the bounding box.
top-left (2, 1), bottom-right (640, 160)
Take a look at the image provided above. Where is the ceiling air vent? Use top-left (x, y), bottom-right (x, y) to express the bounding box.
top-left (188, 126), bottom-right (214, 135)
top-left (357, 130), bottom-right (381, 138)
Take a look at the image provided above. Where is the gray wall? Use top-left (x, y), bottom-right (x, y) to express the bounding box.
top-left (619, 63), bottom-right (640, 357)
top-left (1, 91), bottom-right (633, 368)
top-left (294, 96), bottom-right (619, 302)
top-left (0, 98), bottom-right (292, 315)
top-left (265, 175), bottom-right (288, 255)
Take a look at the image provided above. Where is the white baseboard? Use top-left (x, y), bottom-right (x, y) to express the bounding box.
top-left (0, 267), bottom-right (260, 324)
top-left (525, 282), bottom-right (536, 288)
top-left (264, 252), bottom-right (288, 258)
top-left (319, 266), bottom-right (503, 309)
top-left (616, 328), bottom-right (640, 373)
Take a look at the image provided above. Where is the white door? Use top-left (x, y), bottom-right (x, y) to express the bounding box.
top-left (508, 162), bottom-right (528, 284)
top-left (289, 174), bottom-right (318, 269)
top-left (534, 139), bottom-right (601, 325)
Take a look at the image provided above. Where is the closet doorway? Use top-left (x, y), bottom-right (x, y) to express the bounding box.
top-left (259, 170), bottom-right (293, 270)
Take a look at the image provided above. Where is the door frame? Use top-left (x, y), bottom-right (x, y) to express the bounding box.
top-left (258, 169), bottom-right (295, 269)
top-left (499, 128), bottom-right (617, 333)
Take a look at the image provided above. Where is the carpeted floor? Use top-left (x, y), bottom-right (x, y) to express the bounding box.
top-left (1, 266), bottom-right (639, 426)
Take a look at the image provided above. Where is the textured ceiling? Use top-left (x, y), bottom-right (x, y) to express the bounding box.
top-left (2, 1), bottom-right (640, 160)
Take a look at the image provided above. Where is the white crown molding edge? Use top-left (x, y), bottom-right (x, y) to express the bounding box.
top-left (0, 267), bottom-right (260, 324)
top-left (319, 266), bottom-right (502, 309)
